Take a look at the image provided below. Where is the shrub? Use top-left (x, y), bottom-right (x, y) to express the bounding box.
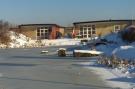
top-left (81, 39), bottom-right (88, 43)
top-left (0, 32), bottom-right (11, 45)
top-left (73, 52), bottom-right (98, 57)
top-left (121, 26), bottom-right (135, 43)
top-left (0, 20), bottom-right (11, 46)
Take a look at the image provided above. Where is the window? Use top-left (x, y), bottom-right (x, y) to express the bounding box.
top-left (92, 25), bottom-right (96, 34)
top-left (37, 29), bottom-right (40, 33)
top-left (92, 29), bottom-right (96, 34)
top-left (88, 34), bottom-right (91, 37)
top-left (41, 30), bottom-right (44, 33)
top-left (37, 27), bottom-right (49, 40)
top-left (92, 25), bottom-right (95, 30)
top-left (37, 33), bottom-right (40, 36)
top-left (80, 31), bottom-right (83, 35)
top-left (83, 28), bottom-right (87, 30)
top-left (88, 31), bottom-right (91, 34)
top-left (114, 25), bottom-right (120, 32)
top-left (79, 25), bottom-right (96, 38)
top-left (45, 30), bottom-right (48, 33)
top-left (92, 30), bottom-right (96, 34)
top-left (84, 31), bottom-right (87, 34)
top-left (83, 35), bottom-right (87, 38)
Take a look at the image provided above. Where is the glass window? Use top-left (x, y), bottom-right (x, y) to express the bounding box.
top-left (88, 35), bottom-right (91, 37)
top-left (84, 35), bottom-right (87, 38)
top-left (88, 28), bottom-right (91, 31)
top-left (80, 26), bottom-right (83, 30)
top-left (92, 25), bottom-right (95, 30)
top-left (37, 27), bottom-right (49, 39)
top-left (80, 31), bottom-right (83, 34)
top-left (41, 33), bottom-right (44, 36)
top-left (37, 33), bottom-right (40, 36)
top-left (92, 31), bottom-right (96, 34)
top-left (41, 30), bottom-right (44, 32)
top-left (45, 33), bottom-right (48, 36)
top-left (84, 31), bottom-right (87, 34)
top-left (83, 28), bottom-right (87, 30)
top-left (45, 30), bottom-right (48, 33)
top-left (88, 25), bottom-right (91, 27)
top-left (114, 25), bottom-right (120, 32)
top-left (88, 31), bottom-right (91, 34)
top-left (83, 25), bottom-right (87, 27)
top-left (37, 29), bottom-right (40, 33)
top-left (45, 27), bottom-right (48, 29)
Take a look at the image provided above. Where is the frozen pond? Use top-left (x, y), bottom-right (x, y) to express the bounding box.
top-left (0, 46), bottom-right (112, 89)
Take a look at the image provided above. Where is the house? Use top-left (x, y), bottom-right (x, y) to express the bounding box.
top-left (73, 20), bottom-right (135, 39)
top-left (18, 24), bottom-right (64, 40)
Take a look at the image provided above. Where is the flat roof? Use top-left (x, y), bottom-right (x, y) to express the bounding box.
top-left (73, 19), bottom-right (135, 25)
top-left (19, 24), bottom-right (60, 27)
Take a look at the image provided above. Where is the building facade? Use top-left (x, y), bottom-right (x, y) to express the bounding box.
top-left (18, 24), bottom-right (63, 40)
top-left (73, 20), bottom-right (135, 39)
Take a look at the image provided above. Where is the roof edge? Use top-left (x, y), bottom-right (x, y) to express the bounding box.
top-left (19, 24), bottom-right (61, 27)
top-left (73, 19), bottom-right (135, 25)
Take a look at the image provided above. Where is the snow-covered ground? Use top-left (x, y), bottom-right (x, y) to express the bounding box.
top-left (9, 31), bottom-right (30, 48)
top-left (77, 59), bottom-right (135, 89)
top-left (0, 31), bottom-right (81, 48)
top-left (94, 28), bottom-right (135, 89)
top-left (112, 45), bottom-right (135, 59)
top-left (96, 32), bottom-right (135, 60)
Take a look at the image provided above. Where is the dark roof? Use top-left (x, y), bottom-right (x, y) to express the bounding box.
top-left (19, 24), bottom-right (60, 27)
top-left (73, 19), bottom-right (135, 25)
top-left (63, 27), bottom-right (73, 29)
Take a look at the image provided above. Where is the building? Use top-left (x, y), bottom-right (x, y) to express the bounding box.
top-left (18, 24), bottom-right (64, 40)
top-left (63, 27), bottom-right (74, 38)
top-left (73, 20), bottom-right (135, 39)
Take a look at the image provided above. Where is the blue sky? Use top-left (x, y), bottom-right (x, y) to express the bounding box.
top-left (0, 0), bottom-right (134, 26)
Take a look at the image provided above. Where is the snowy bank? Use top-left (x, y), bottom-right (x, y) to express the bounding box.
top-left (77, 60), bottom-right (135, 89)
top-left (112, 45), bottom-right (135, 60)
top-left (96, 31), bottom-right (135, 60)
top-left (9, 31), bottom-right (30, 48)
top-left (0, 31), bottom-right (81, 48)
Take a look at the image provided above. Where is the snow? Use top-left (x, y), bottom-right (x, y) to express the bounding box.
top-left (96, 31), bottom-right (135, 60)
top-left (77, 60), bottom-right (135, 89)
top-left (9, 31), bottom-right (30, 48)
top-left (43, 39), bottom-right (81, 46)
top-left (58, 48), bottom-right (66, 50)
top-left (112, 46), bottom-right (135, 59)
top-left (93, 30), bottom-right (135, 88)
top-left (74, 50), bottom-right (103, 54)
top-left (0, 44), bottom-right (6, 48)
top-left (102, 32), bottom-right (124, 45)
top-left (0, 31), bottom-right (81, 48)
top-left (41, 50), bottom-right (49, 53)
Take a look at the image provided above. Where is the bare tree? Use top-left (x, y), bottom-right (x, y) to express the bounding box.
top-left (0, 20), bottom-right (11, 46)
top-left (0, 20), bottom-right (10, 33)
